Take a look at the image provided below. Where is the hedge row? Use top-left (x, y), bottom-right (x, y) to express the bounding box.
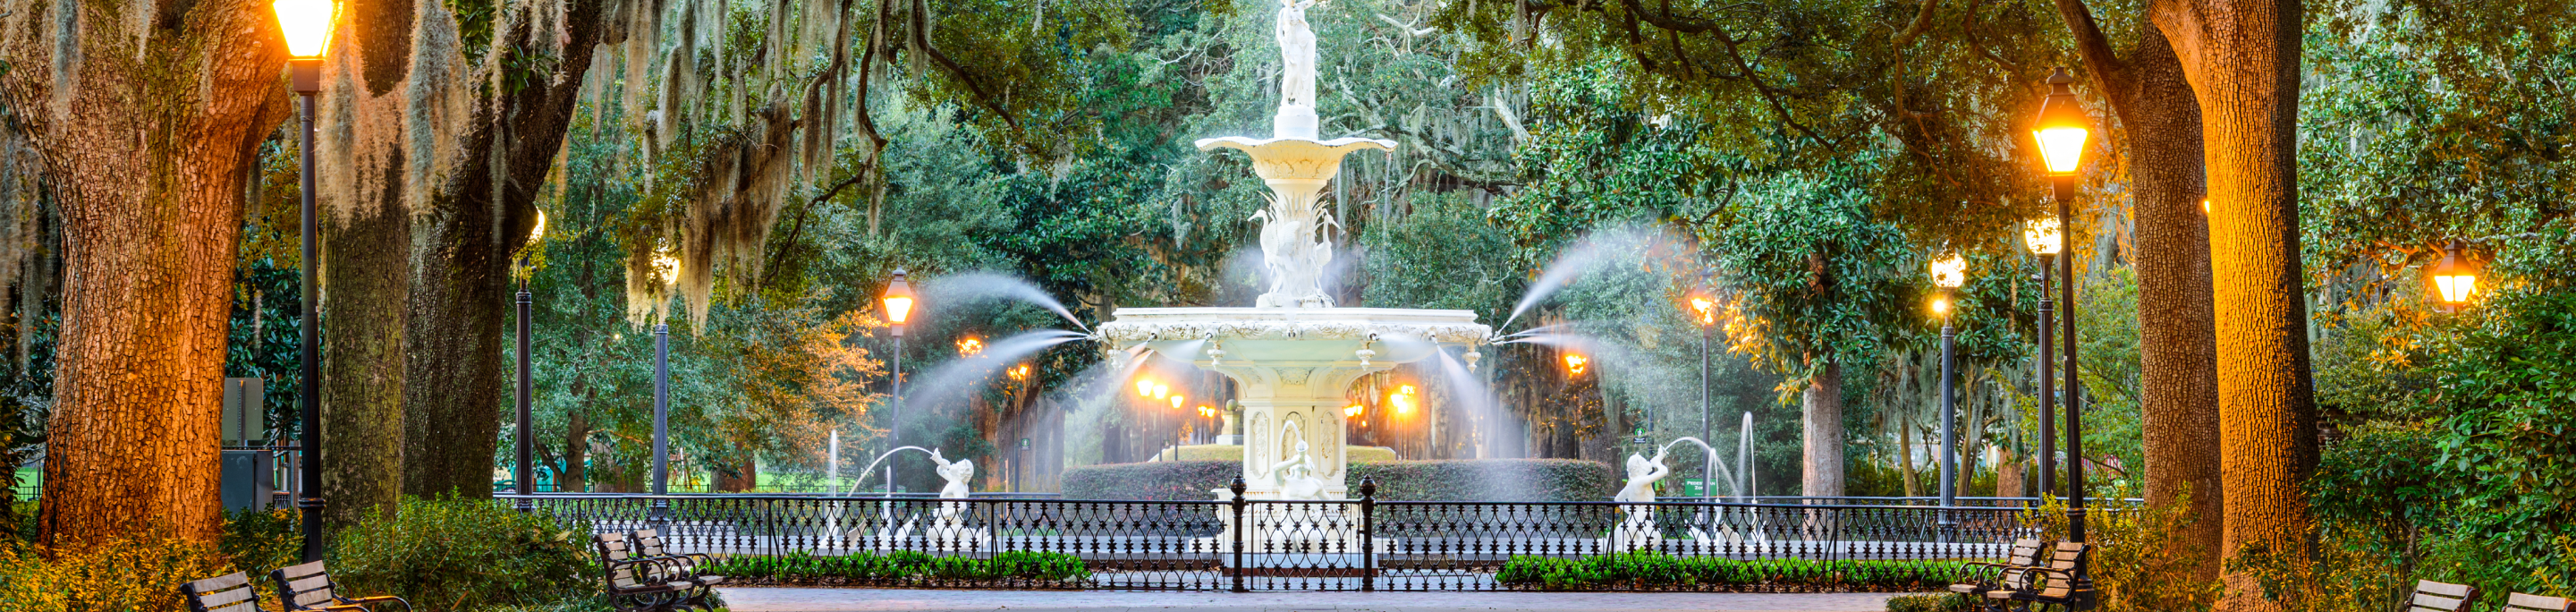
top-left (1060, 459), bottom-right (1614, 501)
top-left (1495, 552), bottom-right (1965, 591)
top-left (699, 550), bottom-right (1089, 586)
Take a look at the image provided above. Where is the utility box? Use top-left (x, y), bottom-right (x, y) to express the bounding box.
top-left (222, 378), bottom-right (264, 446)
top-left (221, 450), bottom-right (275, 511)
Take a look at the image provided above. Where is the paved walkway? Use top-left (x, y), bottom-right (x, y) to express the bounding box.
top-left (716, 587), bottom-right (1916, 612)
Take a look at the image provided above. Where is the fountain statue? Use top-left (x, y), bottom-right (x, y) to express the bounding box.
top-left (1104, 0), bottom-right (1490, 505)
top-left (1608, 447), bottom-right (1674, 551)
top-left (920, 449), bottom-right (990, 550)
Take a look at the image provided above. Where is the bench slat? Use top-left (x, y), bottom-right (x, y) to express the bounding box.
top-left (189, 573), bottom-right (253, 592)
top-left (2508, 593), bottom-right (2574, 612)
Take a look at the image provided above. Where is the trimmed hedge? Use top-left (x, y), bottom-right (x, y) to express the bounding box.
top-left (701, 550), bottom-right (1089, 586)
top-left (1348, 459), bottom-right (1614, 501)
top-left (1495, 552), bottom-right (1965, 591)
top-left (1061, 458), bottom-right (1614, 501)
top-left (1886, 593), bottom-right (1972, 612)
top-left (1173, 445), bottom-right (1399, 463)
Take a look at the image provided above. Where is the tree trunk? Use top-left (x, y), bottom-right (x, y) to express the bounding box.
top-left (314, 1), bottom-right (420, 527)
top-left (401, 0), bottom-right (607, 500)
top-left (2124, 33), bottom-right (2226, 583)
top-left (3, 0), bottom-right (292, 547)
top-left (560, 412), bottom-right (590, 493)
top-left (2150, 0), bottom-right (2318, 608)
top-left (2048, 0), bottom-right (2225, 582)
top-left (1801, 359), bottom-right (1843, 497)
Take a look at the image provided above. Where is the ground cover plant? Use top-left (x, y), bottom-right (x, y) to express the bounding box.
top-left (701, 550), bottom-right (1090, 586)
top-left (1494, 551), bottom-right (1963, 591)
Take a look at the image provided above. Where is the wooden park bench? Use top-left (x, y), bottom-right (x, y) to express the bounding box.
top-left (269, 561), bottom-right (411, 612)
top-left (631, 528), bottom-right (723, 585)
top-left (594, 531), bottom-right (716, 612)
top-left (1983, 541), bottom-right (2089, 612)
top-left (182, 572), bottom-right (267, 612)
top-left (2403, 580), bottom-right (2477, 612)
top-left (2503, 592), bottom-right (2573, 612)
top-left (1948, 538), bottom-right (2046, 600)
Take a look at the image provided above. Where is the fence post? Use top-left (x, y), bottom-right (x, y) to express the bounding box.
top-left (1358, 477), bottom-right (1377, 592)
top-left (1230, 477), bottom-right (1248, 593)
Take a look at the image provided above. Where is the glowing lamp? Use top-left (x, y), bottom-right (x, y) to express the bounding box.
top-left (1931, 294), bottom-right (1953, 316)
top-left (1690, 297), bottom-right (1716, 327)
top-left (530, 209), bottom-right (547, 243)
top-left (1390, 385), bottom-right (1417, 414)
top-left (957, 337), bottom-right (983, 357)
top-left (881, 268), bottom-right (915, 325)
top-left (1563, 353), bottom-right (1589, 376)
top-left (2023, 218), bottom-right (2063, 256)
top-left (2032, 68), bottom-right (2091, 176)
top-left (2429, 242), bottom-right (2478, 308)
top-left (1170, 395), bottom-right (1184, 410)
top-left (1136, 379), bottom-right (1155, 397)
top-left (272, 0), bottom-right (337, 58)
top-left (1929, 254), bottom-right (1967, 289)
top-left (1344, 404), bottom-right (1364, 418)
top-left (1153, 384), bottom-right (1169, 399)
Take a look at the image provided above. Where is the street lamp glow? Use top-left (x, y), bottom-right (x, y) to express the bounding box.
top-left (1563, 353), bottom-right (1589, 377)
top-left (2430, 242), bottom-right (2479, 307)
top-left (1390, 385), bottom-right (1417, 415)
top-left (2032, 68), bottom-right (2091, 176)
top-left (880, 268), bottom-right (915, 325)
top-left (1690, 297), bottom-right (1716, 326)
top-left (2023, 218), bottom-right (2063, 255)
top-left (1153, 384), bottom-right (1169, 399)
top-left (1930, 294), bottom-right (1953, 316)
top-left (1170, 395), bottom-right (1185, 410)
top-left (957, 337), bottom-right (983, 357)
top-left (1929, 254), bottom-right (1967, 289)
top-left (1136, 379), bottom-right (1155, 397)
top-left (1344, 404), bottom-right (1364, 418)
top-left (530, 209), bottom-right (547, 243)
top-left (272, 0), bottom-right (337, 58)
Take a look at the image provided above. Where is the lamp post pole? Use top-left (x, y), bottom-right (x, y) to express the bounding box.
top-left (292, 58), bottom-right (326, 565)
top-left (2031, 66), bottom-right (2093, 599)
top-left (2037, 256), bottom-right (2055, 498)
top-left (651, 322), bottom-right (670, 523)
top-left (514, 273), bottom-right (533, 510)
top-left (1939, 307), bottom-right (1958, 511)
top-left (887, 326), bottom-right (902, 495)
top-left (1699, 323), bottom-right (1713, 499)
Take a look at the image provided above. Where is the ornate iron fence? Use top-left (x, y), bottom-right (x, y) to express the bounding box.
top-left (501, 487), bottom-right (2037, 592)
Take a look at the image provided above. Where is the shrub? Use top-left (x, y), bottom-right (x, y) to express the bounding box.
top-left (329, 497), bottom-right (593, 611)
top-left (0, 528), bottom-right (238, 612)
top-left (2021, 492), bottom-right (2222, 612)
top-left (1063, 458), bottom-right (1615, 501)
top-left (1348, 459), bottom-right (1614, 501)
top-left (1493, 551), bottom-right (1962, 591)
top-left (701, 550), bottom-right (1089, 585)
top-left (1886, 593), bottom-right (1970, 612)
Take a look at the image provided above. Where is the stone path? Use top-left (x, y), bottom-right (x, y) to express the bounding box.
top-left (716, 587), bottom-right (1917, 612)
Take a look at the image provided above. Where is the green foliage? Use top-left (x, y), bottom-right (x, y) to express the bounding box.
top-left (0, 527), bottom-right (238, 612)
top-left (2020, 493), bottom-right (2222, 612)
top-left (1494, 551), bottom-right (1962, 591)
top-left (329, 497), bottom-right (594, 610)
top-left (700, 550), bottom-right (1089, 585)
top-left (1347, 460), bottom-right (1617, 501)
top-left (1885, 593), bottom-right (1970, 612)
top-left (217, 509), bottom-right (302, 581)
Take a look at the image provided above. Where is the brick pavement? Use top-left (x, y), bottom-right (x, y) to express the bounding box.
top-left (716, 587), bottom-right (1918, 612)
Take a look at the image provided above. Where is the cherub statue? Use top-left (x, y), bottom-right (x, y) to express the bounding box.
top-left (1615, 447), bottom-right (1673, 506)
top-left (929, 448), bottom-right (975, 500)
top-left (1272, 438), bottom-right (1329, 500)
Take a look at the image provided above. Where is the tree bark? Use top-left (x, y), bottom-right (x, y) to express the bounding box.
top-left (402, 0), bottom-right (610, 500)
top-left (314, 0), bottom-right (421, 528)
top-left (2148, 0), bottom-right (2317, 608)
top-left (2, 0), bottom-right (292, 547)
top-left (1801, 359), bottom-right (1843, 497)
top-left (2048, 0), bottom-right (2224, 582)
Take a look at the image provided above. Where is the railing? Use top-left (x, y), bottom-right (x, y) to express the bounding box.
top-left (504, 488), bottom-right (2038, 592)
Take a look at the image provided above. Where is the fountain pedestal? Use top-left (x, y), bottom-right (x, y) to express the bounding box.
top-left (1102, 308), bottom-right (1487, 500)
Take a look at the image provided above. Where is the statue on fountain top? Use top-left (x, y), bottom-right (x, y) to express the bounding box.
top-left (1275, 0), bottom-right (1319, 109)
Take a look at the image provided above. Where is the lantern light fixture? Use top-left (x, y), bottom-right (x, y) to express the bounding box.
top-left (2023, 218), bottom-right (2063, 256)
top-left (2429, 242), bottom-right (2479, 308)
top-left (881, 268), bottom-right (915, 325)
top-left (2032, 68), bottom-right (2092, 177)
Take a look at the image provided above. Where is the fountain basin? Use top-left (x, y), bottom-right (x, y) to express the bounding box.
top-left (1101, 307), bottom-right (1489, 500)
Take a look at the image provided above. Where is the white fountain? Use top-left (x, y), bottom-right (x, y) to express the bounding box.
top-left (1098, 0), bottom-right (1490, 505)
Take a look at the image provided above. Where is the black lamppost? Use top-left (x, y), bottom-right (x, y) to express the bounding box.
top-left (2023, 217), bottom-right (2063, 497)
top-left (648, 251), bottom-right (678, 523)
top-left (273, 0), bottom-right (335, 564)
top-left (514, 211), bottom-right (544, 511)
top-left (1690, 296), bottom-right (1716, 498)
top-left (2031, 66), bottom-right (2095, 596)
top-left (1928, 254), bottom-right (1965, 512)
top-left (2429, 242), bottom-right (2479, 311)
top-left (880, 269), bottom-right (915, 494)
